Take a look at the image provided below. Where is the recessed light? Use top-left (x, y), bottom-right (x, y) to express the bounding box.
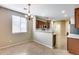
top-left (61, 10), bottom-right (66, 14)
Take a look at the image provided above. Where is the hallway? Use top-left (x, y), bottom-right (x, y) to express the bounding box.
top-left (53, 20), bottom-right (69, 49)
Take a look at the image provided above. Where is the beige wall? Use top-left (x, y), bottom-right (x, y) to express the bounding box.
top-left (0, 7), bottom-right (32, 47)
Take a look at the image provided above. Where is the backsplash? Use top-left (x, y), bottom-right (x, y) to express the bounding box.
top-left (70, 24), bottom-right (79, 34)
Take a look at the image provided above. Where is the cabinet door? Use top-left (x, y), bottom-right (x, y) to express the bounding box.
top-left (75, 8), bottom-right (79, 28)
top-left (67, 38), bottom-right (79, 54)
top-left (36, 20), bottom-right (39, 28)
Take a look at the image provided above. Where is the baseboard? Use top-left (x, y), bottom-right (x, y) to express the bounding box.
top-left (0, 40), bottom-right (31, 50)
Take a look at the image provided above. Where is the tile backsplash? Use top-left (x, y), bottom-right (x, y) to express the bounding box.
top-left (70, 24), bottom-right (79, 34)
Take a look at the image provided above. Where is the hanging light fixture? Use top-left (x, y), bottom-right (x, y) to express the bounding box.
top-left (24, 4), bottom-right (33, 20)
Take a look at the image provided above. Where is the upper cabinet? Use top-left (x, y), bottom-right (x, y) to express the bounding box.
top-left (75, 8), bottom-right (79, 28)
top-left (36, 16), bottom-right (50, 29)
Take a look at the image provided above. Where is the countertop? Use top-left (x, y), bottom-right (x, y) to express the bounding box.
top-left (35, 29), bottom-right (54, 33)
top-left (67, 34), bottom-right (79, 39)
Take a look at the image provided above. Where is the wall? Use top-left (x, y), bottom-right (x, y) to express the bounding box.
top-left (0, 7), bottom-right (32, 47)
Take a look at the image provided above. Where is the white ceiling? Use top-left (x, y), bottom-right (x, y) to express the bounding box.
top-left (0, 4), bottom-right (79, 20)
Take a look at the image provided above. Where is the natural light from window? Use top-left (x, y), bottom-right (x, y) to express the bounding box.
top-left (12, 15), bottom-right (27, 33)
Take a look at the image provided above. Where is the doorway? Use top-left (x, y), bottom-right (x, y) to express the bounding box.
top-left (53, 20), bottom-right (69, 49)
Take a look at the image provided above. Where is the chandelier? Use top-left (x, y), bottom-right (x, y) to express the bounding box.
top-left (24, 4), bottom-right (33, 20)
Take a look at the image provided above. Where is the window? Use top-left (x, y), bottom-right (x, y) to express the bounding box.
top-left (12, 15), bottom-right (27, 33)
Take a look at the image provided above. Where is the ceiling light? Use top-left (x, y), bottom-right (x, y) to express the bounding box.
top-left (24, 4), bottom-right (33, 20)
top-left (61, 10), bottom-right (66, 14)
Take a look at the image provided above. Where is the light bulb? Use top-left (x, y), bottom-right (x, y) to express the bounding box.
top-left (28, 13), bottom-right (31, 16)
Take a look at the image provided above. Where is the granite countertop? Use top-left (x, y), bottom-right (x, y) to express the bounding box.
top-left (68, 34), bottom-right (79, 39)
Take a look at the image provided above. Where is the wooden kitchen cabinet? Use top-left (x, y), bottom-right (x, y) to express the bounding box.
top-left (75, 8), bottom-right (79, 28)
top-left (36, 20), bottom-right (45, 28)
top-left (36, 16), bottom-right (50, 29)
top-left (67, 38), bottom-right (79, 54)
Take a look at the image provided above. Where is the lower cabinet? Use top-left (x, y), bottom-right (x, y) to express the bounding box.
top-left (67, 38), bottom-right (79, 54)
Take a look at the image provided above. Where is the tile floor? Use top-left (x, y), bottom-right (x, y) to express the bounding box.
top-left (0, 41), bottom-right (71, 55)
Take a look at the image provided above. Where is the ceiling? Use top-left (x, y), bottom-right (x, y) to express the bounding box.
top-left (0, 4), bottom-right (79, 20)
